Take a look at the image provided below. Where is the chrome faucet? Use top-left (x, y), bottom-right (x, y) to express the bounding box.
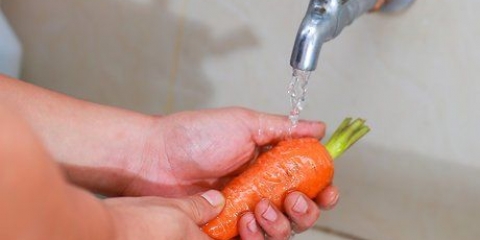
top-left (290, 0), bottom-right (415, 71)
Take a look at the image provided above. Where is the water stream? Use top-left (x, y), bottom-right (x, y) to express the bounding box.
top-left (287, 69), bottom-right (311, 134)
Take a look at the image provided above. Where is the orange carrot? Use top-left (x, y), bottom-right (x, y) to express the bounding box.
top-left (202, 118), bottom-right (370, 240)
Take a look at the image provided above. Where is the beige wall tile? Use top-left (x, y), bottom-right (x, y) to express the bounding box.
top-left (3, 0), bottom-right (185, 113)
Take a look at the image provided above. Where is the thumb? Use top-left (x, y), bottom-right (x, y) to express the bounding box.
top-left (174, 190), bottom-right (225, 225)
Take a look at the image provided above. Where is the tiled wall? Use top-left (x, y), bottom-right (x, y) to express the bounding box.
top-left (3, 0), bottom-right (480, 239)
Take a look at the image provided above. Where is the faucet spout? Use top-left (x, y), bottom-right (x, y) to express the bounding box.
top-left (290, 0), bottom-right (377, 71)
top-left (290, 0), bottom-right (415, 72)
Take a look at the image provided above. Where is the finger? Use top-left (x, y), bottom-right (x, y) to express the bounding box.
top-left (315, 185), bottom-right (340, 210)
top-left (173, 190), bottom-right (225, 225)
top-left (284, 192), bottom-right (321, 233)
top-left (255, 199), bottom-right (291, 240)
top-left (238, 212), bottom-right (265, 240)
top-left (237, 108), bottom-right (326, 145)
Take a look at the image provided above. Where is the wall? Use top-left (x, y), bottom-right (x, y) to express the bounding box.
top-left (0, 4), bottom-right (22, 78)
top-left (3, 0), bottom-right (480, 239)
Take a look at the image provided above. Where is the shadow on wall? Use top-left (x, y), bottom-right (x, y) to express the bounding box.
top-left (3, 0), bottom-right (258, 114)
top-left (319, 143), bottom-right (480, 240)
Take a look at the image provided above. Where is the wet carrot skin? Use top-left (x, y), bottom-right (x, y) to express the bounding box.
top-left (202, 138), bottom-right (334, 240)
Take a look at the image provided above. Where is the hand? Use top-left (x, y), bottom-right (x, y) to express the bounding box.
top-left (106, 188), bottom-right (339, 240)
top-left (127, 107), bottom-right (327, 196)
top-left (106, 190), bottom-right (225, 240)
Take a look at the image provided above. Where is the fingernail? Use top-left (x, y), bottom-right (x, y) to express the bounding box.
top-left (328, 193), bottom-right (340, 209)
top-left (245, 214), bottom-right (258, 233)
top-left (322, 191), bottom-right (339, 210)
top-left (201, 190), bottom-right (224, 207)
top-left (262, 202), bottom-right (278, 222)
top-left (292, 195), bottom-right (308, 214)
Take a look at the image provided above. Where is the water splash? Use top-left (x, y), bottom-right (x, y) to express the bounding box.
top-left (287, 69), bottom-right (311, 135)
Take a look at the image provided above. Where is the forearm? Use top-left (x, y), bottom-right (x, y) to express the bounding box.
top-left (0, 105), bottom-right (114, 240)
top-left (0, 171), bottom-right (114, 240)
top-left (0, 75), bottom-right (155, 195)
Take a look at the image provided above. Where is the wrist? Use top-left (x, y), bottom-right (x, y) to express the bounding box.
top-left (117, 115), bottom-right (185, 197)
top-left (62, 111), bottom-right (158, 196)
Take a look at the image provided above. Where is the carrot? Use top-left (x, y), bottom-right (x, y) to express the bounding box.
top-left (202, 118), bottom-right (370, 240)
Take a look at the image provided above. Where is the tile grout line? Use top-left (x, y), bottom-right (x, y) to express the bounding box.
top-left (312, 225), bottom-right (374, 240)
top-left (165, 0), bottom-right (190, 114)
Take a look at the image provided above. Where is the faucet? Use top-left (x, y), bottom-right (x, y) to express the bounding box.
top-left (290, 0), bottom-right (415, 71)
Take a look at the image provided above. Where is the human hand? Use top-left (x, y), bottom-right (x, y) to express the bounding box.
top-left (106, 188), bottom-right (339, 240)
top-left (128, 107), bottom-right (328, 196)
top-left (106, 190), bottom-right (225, 240)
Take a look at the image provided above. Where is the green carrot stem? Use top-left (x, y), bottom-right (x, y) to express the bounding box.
top-left (327, 117), bottom-right (352, 143)
top-left (324, 118), bottom-right (370, 159)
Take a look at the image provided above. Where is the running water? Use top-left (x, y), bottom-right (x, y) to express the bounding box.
top-left (287, 69), bottom-right (311, 133)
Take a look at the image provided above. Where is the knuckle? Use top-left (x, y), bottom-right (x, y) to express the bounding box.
top-left (268, 219), bottom-right (291, 239)
top-left (311, 207), bottom-right (321, 221)
top-left (292, 209), bottom-right (319, 232)
top-left (168, 198), bottom-right (202, 223)
top-left (233, 106), bottom-right (258, 120)
top-left (185, 197), bottom-right (205, 223)
top-left (280, 222), bottom-right (292, 237)
top-left (230, 106), bottom-right (251, 114)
